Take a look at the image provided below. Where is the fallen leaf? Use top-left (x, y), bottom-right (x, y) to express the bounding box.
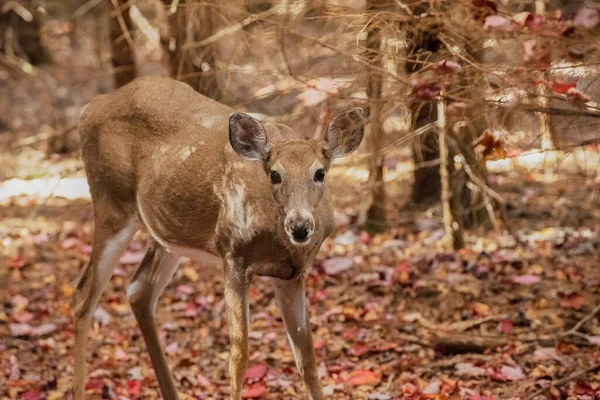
top-left (484, 15), bottom-right (511, 30)
top-left (183, 266), bottom-right (200, 282)
top-left (513, 274), bottom-right (541, 285)
top-left (20, 389), bottom-right (42, 400)
top-left (455, 362), bottom-right (486, 377)
top-left (322, 257), bottom-right (353, 275)
top-left (241, 383), bottom-right (268, 398)
top-left (93, 307), bottom-right (112, 326)
top-left (31, 323), bottom-right (57, 336)
top-left (573, 7), bottom-right (599, 29)
top-left (127, 380), bottom-right (142, 397)
top-left (165, 341), bottom-right (179, 354)
top-left (500, 365), bottom-right (525, 381)
top-left (566, 87), bottom-right (592, 102)
top-left (436, 60), bottom-right (462, 74)
top-left (497, 319), bottom-right (514, 334)
top-left (586, 336), bottom-right (600, 345)
top-left (10, 323), bottom-right (32, 337)
top-left (13, 311), bottom-right (35, 323)
top-left (560, 293), bottom-right (586, 310)
top-left (114, 347), bottom-right (128, 360)
top-left (119, 250), bottom-right (145, 265)
top-left (346, 370), bottom-right (381, 386)
top-left (245, 364), bottom-right (268, 381)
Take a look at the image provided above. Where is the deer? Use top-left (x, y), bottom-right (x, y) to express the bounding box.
top-left (72, 76), bottom-right (364, 400)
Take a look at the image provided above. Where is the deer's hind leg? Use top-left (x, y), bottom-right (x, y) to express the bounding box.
top-left (72, 205), bottom-right (140, 400)
top-left (127, 242), bottom-right (180, 400)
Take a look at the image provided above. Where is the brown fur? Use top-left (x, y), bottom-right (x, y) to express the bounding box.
top-left (73, 76), bottom-right (364, 400)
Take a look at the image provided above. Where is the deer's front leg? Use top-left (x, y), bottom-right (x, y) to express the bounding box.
top-left (273, 278), bottom-right (324, 400)
top-left (224, 261), bottom-right (251, 400)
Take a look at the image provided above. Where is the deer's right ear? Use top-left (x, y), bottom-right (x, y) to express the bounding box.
top-left (229, 112), bottom-right (271, 161)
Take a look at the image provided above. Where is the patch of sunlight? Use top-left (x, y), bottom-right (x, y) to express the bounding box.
top-left (487, 148), bottom-right (600, 176)
top-left (0, 176), bottom-right (90, 204)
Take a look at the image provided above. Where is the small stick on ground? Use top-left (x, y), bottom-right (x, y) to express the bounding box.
top-left (524, 362), bottom-right (600, 400)
top-left (561, 301), bottom-right (600, 337)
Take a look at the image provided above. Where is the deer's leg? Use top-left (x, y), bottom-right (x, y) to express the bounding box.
top-left (127, 243), bottom-right (180, 400)
top-left (273, 278), bottom-right (324, 400)
top-left (73, 216), bottom-right (139, 400)
top-left (224, 257), bottom-right (251, 400)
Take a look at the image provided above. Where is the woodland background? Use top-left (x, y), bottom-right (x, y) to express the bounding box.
top-left (2, 0), bottom-right (600, 399)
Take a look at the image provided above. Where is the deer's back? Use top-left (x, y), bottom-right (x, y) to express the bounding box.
top-left (79, 76), bottom-right (299, 257)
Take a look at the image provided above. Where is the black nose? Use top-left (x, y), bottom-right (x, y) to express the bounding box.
top-left (292, 226), bottom-right (310, 242)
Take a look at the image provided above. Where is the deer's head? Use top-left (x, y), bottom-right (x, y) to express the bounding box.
top-left (229, 108), bottom-right (364, 247)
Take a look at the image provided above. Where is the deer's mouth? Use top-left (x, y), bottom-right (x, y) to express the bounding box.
top-left (288, 234), bottom-right (312, 247)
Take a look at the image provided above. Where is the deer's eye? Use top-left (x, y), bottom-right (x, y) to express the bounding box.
top-left (269, 170), bottom-right (282, 184)
top-left (314, 168), bottom-right (325, 182)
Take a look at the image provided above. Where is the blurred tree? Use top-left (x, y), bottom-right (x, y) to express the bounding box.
top-left (108, 0), bottom-right (137, 89)
top-left (159, 0), bottom-right (225, 101)
top-left (363, 0), bottom-right (386, 232)
top-left (0, 0), bottom-right (49, 66)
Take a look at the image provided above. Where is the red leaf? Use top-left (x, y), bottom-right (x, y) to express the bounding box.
top-left (574, 380), bottom-right (596, 395)
top-left (184, 302), bottom-right (198, 317)
top-left (350, 342), bottom-right (370, 356)
top-left (551, 81), bottom-right (576, 94)
top-left (566, 87), bottom-right (592, 102)
top-left (245, 364), bottom-right (268, 381)
top-left (9, 255), bottom-right (26, 269)
top-left (346, 370), bottom-right (381, 386)
top-left (127, 380), bottom-right (142, 397)
top-left (20, 389), bottom-right (42, 400)
top-left (560, 293), bottom-right (586, 310)
top-left (13, 311), bottom-right (35, 323)
top-left (497, 319), bottom-right (514, 334)
top-left (241, 383), bottom-right (268, 398)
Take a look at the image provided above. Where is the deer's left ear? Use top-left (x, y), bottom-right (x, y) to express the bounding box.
top-left (321, 108), bottom-right (365, 159)
top-left (229, 112), bottom-right (271, 161)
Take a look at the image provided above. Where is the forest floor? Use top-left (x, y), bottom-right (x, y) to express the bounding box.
top-left (1, 152), bottom-right (600, 400)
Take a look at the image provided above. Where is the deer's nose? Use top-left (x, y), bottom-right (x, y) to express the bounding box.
top-left (285, 209), bottom-right (315, 246)
top-left (291, 225), bottom-right (310, 242)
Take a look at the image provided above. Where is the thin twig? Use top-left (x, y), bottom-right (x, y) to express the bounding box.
top-left (182, 4), bottom-right (283, 49)
top-left (561, 301), bottom-right (600, 337)
top-left (72, 0), bottom-right (103, 19)
top-left (110, 0), bottom-right (135, 48)
top-left (524, 362), bottom-right (600, 400)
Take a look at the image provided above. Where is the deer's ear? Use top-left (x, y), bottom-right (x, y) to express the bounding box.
top-left (321, 107), bottom-right (364, 159)
top-left (229, 112), bottom-right (271, 161)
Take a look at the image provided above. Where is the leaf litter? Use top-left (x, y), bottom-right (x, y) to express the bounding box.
top-left (2, 165), bottom-right (600, 399)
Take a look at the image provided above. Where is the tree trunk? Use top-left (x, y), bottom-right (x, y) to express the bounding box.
top-left (438, 90), bottom-right (465, 250)
top-left (363, 2), bottom-right (386, 232)
top-left (159, 0), bottom-right (223, 101)
top-left (108, 0), bottom-right (137, 89)
top-left (534, 0), bottom-right (559, 150)
top-left (406, 25), bottom-right (444, 204)
top-left (411, 103), bottom-right (442, 204)
top-left (0, 1), bottom-right (49, 66)
top-left (405, 10), bottom-right (491, 229)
